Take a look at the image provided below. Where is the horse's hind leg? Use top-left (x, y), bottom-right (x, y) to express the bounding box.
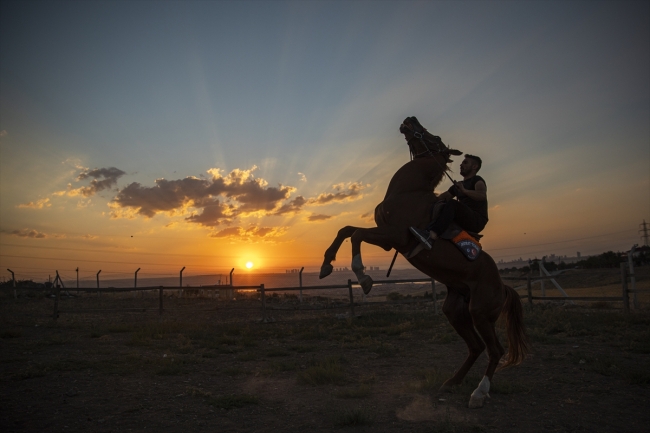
top-left (320, 226), bottom-right (361, 279)
top-left (440, 288), bottom-right (485, 392)
top-left (467, 309), bottom-right (505, 408)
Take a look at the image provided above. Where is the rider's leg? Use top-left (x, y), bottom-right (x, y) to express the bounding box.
top-left (448, 201), bottom-right (487, 234)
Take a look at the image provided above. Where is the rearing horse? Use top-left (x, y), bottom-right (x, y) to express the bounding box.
top-left (319, 117), bottom-right (529, 408)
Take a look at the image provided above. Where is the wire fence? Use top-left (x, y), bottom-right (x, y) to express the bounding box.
top-left (2, 261), bottom-right (647, 324)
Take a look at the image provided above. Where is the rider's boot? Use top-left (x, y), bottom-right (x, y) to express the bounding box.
top-left (409, 226), bottom-right (438, 250)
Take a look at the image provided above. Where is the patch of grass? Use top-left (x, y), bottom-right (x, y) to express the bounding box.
top-left (412, 367), bottom-right (446, 392)
top-left (298, 356), bottom-right (345, 386)
top-left (202, 351), bottom-right (217, 358)
top-left (107, 324), bottom-right (133, 333)
top-left (298, 325), bottom-right (328, 341)
top-left (1, 330), bottom-right (22, 338)
top-left (215, 345), bottom-right (241, 354)
top-left (263, 360), bottom-right (300, 375)
top-left (266, 348), bottom-right (290, 357)
top-left (288, 344), bottom-right (315, 353)
top-left (208, 394), bottom-right (259, 410)
top-left (371, 342), bottom-right (398, 358)
top-left (222, 367), bottom-right (248, 376)
top-left (335, 384), bottom-right (372, 399)
top-left (627, 370), bottom-right (650, 386)
top-left (434, 332), bottom-right (458, 344)
top-left (333, 408), bottom-right (373, 426)
top-left (236, 352), bottom-right (259, 361)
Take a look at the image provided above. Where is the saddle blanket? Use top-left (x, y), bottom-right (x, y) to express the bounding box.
top-left (451, 231), bottom-right (482, 261)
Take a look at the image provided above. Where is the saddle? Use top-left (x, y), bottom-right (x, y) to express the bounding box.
top-left (433, 201), bottom-right (482, 261)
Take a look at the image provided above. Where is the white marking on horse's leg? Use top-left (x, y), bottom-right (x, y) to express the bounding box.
top-left (468, 375), bottom-right (490, 409)
top-left (351, 254), bottom-right (365, 281)
top-left (351, 254), bottom-right (374, 294)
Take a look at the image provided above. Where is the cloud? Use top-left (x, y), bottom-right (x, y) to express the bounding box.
top-left (272, 195), bottom-right (306, 216)
top-left (308, 213), bottom-right (333, 222)
top-left (298, 172), bottom-right (307, 182)
top-left (17, 198), bottom-right (51, 209)
top-left (2, 229), bottom-right (48, 238)
top-left (271, 182), bottom-right (368, 217)
top-left (360, 211), bottom-right (375, 223)
top-left (111, 166), bottom-right (295, 227)
top-left (0, 130), bottom-right (7, 137)
top-left (307, 182), bottom-right (366, 206)
top-left (209, 225), bottom-right (287, 242)
top-left (81, 234), bottom-right (97, 239)
top-left (57, 167), bottom-right (126, 197)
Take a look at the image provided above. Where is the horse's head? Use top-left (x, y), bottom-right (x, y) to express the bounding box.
top-left (400, 116), bottom-right (463, 160)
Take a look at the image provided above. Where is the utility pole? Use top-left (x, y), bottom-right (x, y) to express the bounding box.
top-left (639, 220), bottom-right (649, 246)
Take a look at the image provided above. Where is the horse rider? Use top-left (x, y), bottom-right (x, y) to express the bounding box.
top-left (410, 154), bottom-right (488, 249)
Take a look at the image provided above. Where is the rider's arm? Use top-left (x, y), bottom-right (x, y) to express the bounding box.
top-left (455, 180), bottom-right (487, 201)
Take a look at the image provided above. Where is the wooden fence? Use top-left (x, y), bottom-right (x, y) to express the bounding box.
top-left (502, 262), bottom-right (647, 314)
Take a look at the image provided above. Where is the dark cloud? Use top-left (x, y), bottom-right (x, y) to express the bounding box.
top-left (73, 167), bottom-right (126, 197)
top-left (272, 196), bottom-right (306, 215)
top-left (308, 213), bottom-right (333, 222)
top-left (360, 211), bottom-right (375, 223)
top-left (2, 229), bottom-right (47, 238)
top-left (307, 182), bottom-right (365, 205)
top-left (111, 167), bottom-right (294, 227)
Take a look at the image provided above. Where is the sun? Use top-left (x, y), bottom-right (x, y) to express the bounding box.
top-left (245, 261), bottom-right (254, 269)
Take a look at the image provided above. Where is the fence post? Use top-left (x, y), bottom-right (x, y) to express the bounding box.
top-left (96, 270), bottom-right (101, 297)
top-left (159, 287), bottom-right (163, 316)
top-left (180, 266), bottom-right (185, 298)
top-left (7, 269), bottom-right (16, 299)
top-left (540, 260), bottom-right (545, 297)
top-left (621, 262), bottom-right (630, 314)
top-left (299, 267), bottom-right (304, 304)
top-left (229, 268), bottom-right (235, 299)
top-left (75, 267), bottom-right (79, 295)
top-left (260, 284), bottom-right (267, 322)
top-left (53, 276), bottom-right (60, 321)
top-left (134, 268), bottom-right (141, 298)
top-left (527, 276), bottom-right (533, 306)
top-left (628, 245), bottom-right (638, 309)
top-left (348, 279), bottom-right (355, 318)
top-left (431, 278), bottom-right (438, 315)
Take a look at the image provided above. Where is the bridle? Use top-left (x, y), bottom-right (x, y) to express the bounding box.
top-left (400, 120), bottom-right (457, 183)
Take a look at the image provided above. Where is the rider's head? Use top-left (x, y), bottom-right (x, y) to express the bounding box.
top-left (460, 155), bottom-right (482, 177)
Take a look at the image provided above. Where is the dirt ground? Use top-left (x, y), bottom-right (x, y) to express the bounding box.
top-left (1, 267), bottom-right (649, 433)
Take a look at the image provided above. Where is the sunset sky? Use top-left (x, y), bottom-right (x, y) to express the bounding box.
top-left (1, 1), bottom-right (648, 283)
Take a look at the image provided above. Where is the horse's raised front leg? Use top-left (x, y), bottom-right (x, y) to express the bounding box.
top-left (320, 226), bottom-right (363, 279)
top-left (350, 226), bottom-right (405, 294)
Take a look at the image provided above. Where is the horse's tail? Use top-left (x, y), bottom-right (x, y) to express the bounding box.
top-left (497, 284), bottom-right (530, 371)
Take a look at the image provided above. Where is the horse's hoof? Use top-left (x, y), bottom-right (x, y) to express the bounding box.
top-left (360, 275), bottom-right (374, 294)
top-left (468, 394), bottom-right (486, 409)
top-left (319, 264), bottom-right (333, 279)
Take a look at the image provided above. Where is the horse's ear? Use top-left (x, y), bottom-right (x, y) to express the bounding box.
top-left (449, 149), bottom-right (463, 156)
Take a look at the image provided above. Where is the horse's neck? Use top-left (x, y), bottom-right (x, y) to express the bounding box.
top-left (385, 158), bottom-right (442, 197)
